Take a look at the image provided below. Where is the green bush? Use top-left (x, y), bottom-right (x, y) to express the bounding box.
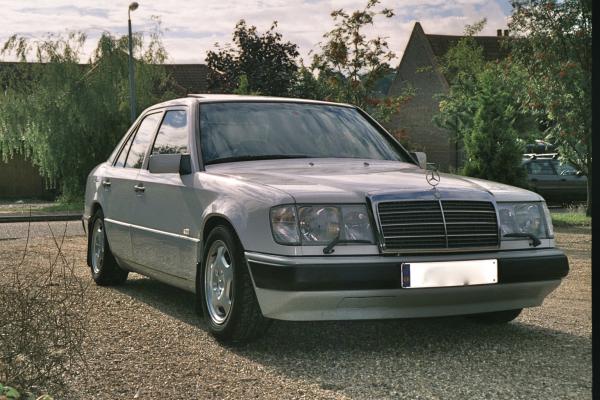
top-left (0, 384), bottom-right (22, 399)
top-left (0, 383), bottom-right (54, 400)
top-left (461, 64), bottom-right (527, 186)
top-left (434, 21), bottom-right (539, 187)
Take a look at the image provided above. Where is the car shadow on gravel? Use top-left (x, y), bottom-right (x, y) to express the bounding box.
top-left (113, 274), bottom-right (203, 327)
top-left (114, 275), bottom-right (591, 399)
top-left (239, 320), bottom-right (591, 399)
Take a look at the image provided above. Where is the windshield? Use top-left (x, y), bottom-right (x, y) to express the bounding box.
top-left (199, 102), bottom-right (410, 165)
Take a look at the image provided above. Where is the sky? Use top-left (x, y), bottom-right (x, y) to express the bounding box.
top-left (0, 0), bottom-right (513, 65)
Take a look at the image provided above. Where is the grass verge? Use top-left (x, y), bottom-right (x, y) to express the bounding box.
top-left (38, 201), bottom-right (83, 213)
top-left (551, 212), bottom-right (591, 228)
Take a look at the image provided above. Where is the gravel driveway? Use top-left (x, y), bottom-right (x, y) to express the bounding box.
top-left (0, 226), bottom-right (591, 399)
top-left (0, 220), bottom-right (84, 240)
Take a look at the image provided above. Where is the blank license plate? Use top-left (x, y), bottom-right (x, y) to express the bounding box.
top-left (401, 259), bottom-right (497, 289)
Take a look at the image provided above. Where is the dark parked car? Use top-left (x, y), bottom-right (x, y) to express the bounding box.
top-left (522, 154), bottom-right (587, 204)
top-left (525, 140), bottom-right (556, 154)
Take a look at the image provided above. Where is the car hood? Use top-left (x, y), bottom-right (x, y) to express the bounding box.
top-left (205, 158), bottom-right (543, 203)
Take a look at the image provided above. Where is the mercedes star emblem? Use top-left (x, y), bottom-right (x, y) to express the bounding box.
top-left (426, 167), bottom-right (441, 187)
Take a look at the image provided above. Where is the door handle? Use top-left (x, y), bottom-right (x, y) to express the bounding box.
top-left (133, 184), bottom-right (145, 193)
top-left (531, 178), bottom-right (538, 182)
top-left (101, 179), bottom-right (111, 187)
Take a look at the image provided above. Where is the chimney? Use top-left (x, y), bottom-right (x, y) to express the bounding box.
top-left (504, 29), bottom-right (509, 36)
top-left (497, 29), bottom-right (502, 36)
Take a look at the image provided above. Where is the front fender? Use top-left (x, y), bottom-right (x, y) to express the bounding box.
top-left (195, 172), bottom-right (304, 256)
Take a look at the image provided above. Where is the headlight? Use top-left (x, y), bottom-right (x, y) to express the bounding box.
top-left (339, 205), bottom-right (374, 242)
top-left (298, 206), bottom-right (341, 243)
top-left (497, 202), bottom-right (552, 239)
top-left (270, 204), bottom-right (374, 245)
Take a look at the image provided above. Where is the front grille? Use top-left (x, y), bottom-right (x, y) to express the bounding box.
top-left (377, 200), bottom-right (499, 252)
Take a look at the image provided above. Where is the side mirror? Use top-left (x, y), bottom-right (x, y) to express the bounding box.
top-left (410, 151), bottom-right (427, 169)
top-left (148, 153), bottom-right (192, 175)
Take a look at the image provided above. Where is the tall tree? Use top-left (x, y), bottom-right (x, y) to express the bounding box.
top-left (296, 0), bottom-right (412, 122)
top-left (433, 25), bottom-right (487, 143)
top-left (206, 20), bottom-right (299, 96)
top-left (508, 0), bottom-right (592, 215)
top-left (0, 28), bottom-right (176, 199)
top-left (434, 20), bottom-right (538, 186)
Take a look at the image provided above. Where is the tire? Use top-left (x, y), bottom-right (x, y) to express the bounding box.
top-left (198, 225), bottom-right (271, 343)
top-left (88, 209), bottom-right (129, 286)
top-left (468, 308), bottom-right (522, 324)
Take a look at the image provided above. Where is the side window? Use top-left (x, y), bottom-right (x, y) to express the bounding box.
top-left (553, 160), bottom-right (578, 175)
top-left (114, 133), bottom-right (135, 167)
top-left (125, 113), bottom-right (162, 168)
top-left (151, 110), bottom-right (188, 155)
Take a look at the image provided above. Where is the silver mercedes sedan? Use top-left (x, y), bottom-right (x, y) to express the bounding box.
top-left (83, 94), bottom-right (569, 342)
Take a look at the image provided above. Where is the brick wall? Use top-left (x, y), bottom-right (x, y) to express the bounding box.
top-left (385, 24), bottom-right (457, 171)
top-left (0, 154), bottom-right (55, 199)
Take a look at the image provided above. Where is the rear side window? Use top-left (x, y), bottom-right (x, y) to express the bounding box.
top-left (125, 113), bottom-right (162, 168)
top-left (527, 160), bottom-right (556, 175)
top-left (152, 110), bottom-right (188, 155)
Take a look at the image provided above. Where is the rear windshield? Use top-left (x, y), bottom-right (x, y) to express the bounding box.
top-left (199, 102), bottom-right (410, 165)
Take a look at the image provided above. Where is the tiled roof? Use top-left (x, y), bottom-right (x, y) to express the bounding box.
top-left (426, 33), bottom-right (509, 61)
top-left (0, 61), bottom-right (208, 94)
top-left (164, 64), bottom-right (208, 94)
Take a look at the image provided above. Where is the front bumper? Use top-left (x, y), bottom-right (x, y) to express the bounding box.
top-left (245, 248), bottom-right (568, 321)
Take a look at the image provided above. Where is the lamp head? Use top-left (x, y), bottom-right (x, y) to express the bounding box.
top-left (129, 2), bottom-right (139, 11)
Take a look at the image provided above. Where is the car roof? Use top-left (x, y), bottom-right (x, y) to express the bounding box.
top-left (145, 94), bottom-right (355, 112)
top-left (188, 93), bottom-right (354, 108)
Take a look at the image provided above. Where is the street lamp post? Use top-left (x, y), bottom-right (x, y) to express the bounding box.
top-left (127, 2), bottom-right (139, 123)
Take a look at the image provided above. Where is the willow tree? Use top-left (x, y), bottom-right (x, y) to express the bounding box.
top-left (0, 27), bottom-right (177, 200)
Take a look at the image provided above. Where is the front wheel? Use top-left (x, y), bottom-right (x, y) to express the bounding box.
top-left (468, 308), bottom-right (522, 324)
top-left (198, 225), bottom-right (271, 343)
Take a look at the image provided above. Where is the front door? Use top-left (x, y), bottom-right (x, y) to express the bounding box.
top-left (552, 160), bottom-right (588, 202)
top-left (526, 159), bottom-right (562, 201)
top-left (129, 109), bottom-right (200, 282)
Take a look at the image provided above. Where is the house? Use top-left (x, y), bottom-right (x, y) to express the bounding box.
top-left (0, 62), bottom-right (208, 199)
top-left (163, 64), bottom-right (208, 95)
top-left (385, 22), bottom-right (508, 171)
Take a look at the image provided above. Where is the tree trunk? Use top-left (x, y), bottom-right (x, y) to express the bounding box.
top-left (586, 158), bottom-right (592, 217)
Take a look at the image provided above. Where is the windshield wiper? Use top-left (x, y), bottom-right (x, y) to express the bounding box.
top-left (323, 236), bottom-right (373, 254)
top-left (205, 154), bottom-right (313, 165)
top-left (503, 232), bottom-right (541, 247)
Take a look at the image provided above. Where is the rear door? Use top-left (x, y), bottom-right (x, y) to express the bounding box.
top-left (525, 159), bottom-right (561, 200)
top-left (129, 108), bottom-right (200, 282)
top-left (101, 112), bottom-right (163, 262)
